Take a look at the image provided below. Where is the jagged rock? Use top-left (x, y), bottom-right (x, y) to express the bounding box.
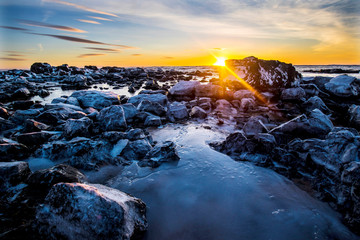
top-left (35, 183), bottom-right (147, 240)
top-left (97, 105), bottom-right (127, 131)
top-left (137, 100), bottom-right (166, 116)
top-left (281, 87), bottom-right (306, 101)
top-left (144, 115), bottom-right (162, 127)
top-left (30, 62), bottom-right (52, 74)
top-left (0, 106), bottom-right (9, 119)
top-left (195, 83), bottom-right (223, 98)
top-left (17, 132), bottom-right (55, 147)
top-left (240, 98), bottom-right (257, 111)
top-left (62, 75), bottom-right (88, 88)
top-left (128, 93), bottom-right (168, 107)
top-left (70, 90), bottom-right (120, 110)
top-left (190, 106), bottom-right (207, 119)
top-left (141, 141), bottom-right (180, 167)
top-left (12, 100), bottom-right (34, 110)
top-left (27, 164), bottom-right (86, 191)
top-left (324, 75), bottom-right (360, 98)
top-left (0, 117), bottom-right (16, 131)
top-left (64, 117), bottom-right (93, 139)
top-left (233, 90), bottom-right (255, 100)
top-left (0, 140), bottom-right (30, 161)
top-left (122, 103), bottom-right (138, 123)
top-left (167, 102), bottom-right (188, 121)
top-left (0, 161), bottom-right (31, 190)
top-left (23, 119), bottom-right (51, 132)
top-left (225, 56), bottom-right (301, 91)
top-left (122, 139), bottom-right (152, 160)
top-left (214, 99), bottom-right (237, 119)
top-left (65, 96), bottom-right (80, 106)
top-left (243, 116), bottom-right (268, 136)
top-left (11, 109), bottom-right (41, 124)
top-left (51, 97), bottom-right (66, 104)
top-left (36, 107), bottom-right (86, 125)
top-left (12, 87), bottom-right (31, 100)
top-left (303, 96), bottom-right (330, 113)
top-left (169, 81), bottom-right (200, 99)
top-left (348, 105), bottom-right (360, 128)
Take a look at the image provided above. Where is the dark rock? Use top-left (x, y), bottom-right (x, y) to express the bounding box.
top-left (122, 139), bottom-right (152, 160)
top-left (27, 164), bottom-right (86, 191)
top-left (11, 109), bottom-right (41, 124)
top-left (190, 106), bottom-right (207, 119)
top-left (324, 75), bottom-right (360, 97)
top-left (17, 132), bottom-right (55, 147)
top-left (70, 90), bottom-right (120, 110)
top-left (36, 107), bottom-right (86, 125)
top-left (233, 90), bottom-right (255, 100)
top-left (97, 105), bottom-right (127, 131)
top-left (63, 117), bottom-right (93, 139)
top-left (0, 161), bottom-right (31, 190)
top-left (144, 115), bottom-right (162, 126)
top-left (225, 56), bottom-right (301, 91)
top-left (122, 103), bottom-right (138, 123)
top-left (240, 98), bottom-right (257, 111)
top-left (23, 119), bottom-right (51, 132)
top-left (141, 141), bottom-right (180, 167)
top-left (62, 75), bottom-right (88, 88)
top-left (195, 83), bottom-right (223, 98)
top-left (12, 87), bottom-right (31, 100)
top-left (169, 81), bottom-right (200, 99)
top-left (0, 117), bottom-right (17, 131)
top-left (128, 93), bottom-right (168, 107)
top-left (0, 106), bottom-right (9, 119)
top-left (348, 105), bottom-right (360, 129)
top-left (167, 102), bottom-right (188, 121)
top-left (280, 87), bottom-right (306, 101)
top-left (11, 100), bottom-right (34, 110)
top-left (0, 140), bottom-right (30, 161)
top-left (303, 96), bottom-right (330, 113)
top-left (137, 99), bottom-right (166, 116)
top-left (30, 62), bottom-right (52, 74)
top-left (214, 99), bottom-right (237, 119)
top-left (243, 115), bottom-right (268, 136)
top-left (38, 89), bottom-right (50, 98)
top-left (34, 183), bottom-right (147, 240)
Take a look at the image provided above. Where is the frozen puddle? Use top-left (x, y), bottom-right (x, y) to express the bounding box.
top-left (94, 124), bottom-right (358, 240)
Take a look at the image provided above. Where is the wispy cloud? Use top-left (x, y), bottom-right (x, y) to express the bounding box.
top-left (0, 26), bottom-right (29, 31)
top-left (19, 20), bottom-right (86, 33)
top-left (42, 0), bottom-right (118, 17)
top-left (7, 54), bottom-right (25, 57)
top-left (132, 54), bottom-right (142, 56)
top-left (78, 53), bottom-right (105, 58)
top-left (0, 57), bottom-right (27, 61)
top-left (88, 16), bottom-right (113, 22)
top-left (164, 56), bottom-right (174, 59)
top-left (77, 19), bottom-right (101, 25)
top-left (84, 47), bottom-right (120, 52)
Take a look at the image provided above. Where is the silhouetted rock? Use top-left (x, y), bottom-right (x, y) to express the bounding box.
top-left (30, 62), bottom-right (52, 74)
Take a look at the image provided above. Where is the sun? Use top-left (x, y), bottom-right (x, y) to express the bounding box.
top-left (213, 57), bottom-right (227, 66)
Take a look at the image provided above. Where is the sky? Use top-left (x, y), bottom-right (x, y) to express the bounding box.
top-left (0, 0), bottom-right (359, 69)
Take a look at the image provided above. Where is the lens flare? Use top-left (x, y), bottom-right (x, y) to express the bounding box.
top-left (213, 57), bottom-right (227, 66)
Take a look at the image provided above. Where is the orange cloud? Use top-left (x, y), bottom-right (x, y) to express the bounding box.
top-left (78, 53), bottom-right (106, 58)
top-left (88, 16), bottom-right (113, 22)
top-left (77, 19), bottom-right (101, 25)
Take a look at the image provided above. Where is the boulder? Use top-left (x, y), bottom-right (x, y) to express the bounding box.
top-left (324, 75), bottom-right (360, 97)
top-left (348, 105), bottom-right (360, 128)
top-left (167, 102), bottom-right (188, 121)
top-left (141, 141), bottom-right (180, 167)
top-left (17, 132), bottom-right (55, 147)
top-left (69, 90), bottom-right (120, 110)
top-left (190, 106), bottom-right (207, 119)
top-left (214, 99), bottom-right (237, 119)
top-left (12, 100), bottom-right (34, 110)
top-left (11, 109), bottom-right (41, 124)
top-left (122, 103), bottom-right (138, 123)
top-left (35, 183), bottom-right (147, 240)
top-left (225, 56), bottom-right (301, 91)
top-left (137, 100), bottom-right (166, 116)
top-left (97, 105), bottom-right (127, 131)
top-left (303, 96), bottom-right (330, 113)
top-left (0, 140), bottom-right (30, 161)
top-left (144, 115), bottom-right (162, 127)
top-left (64, 117), bottom-right (93, 139)
top-left (12, 87), bottom-right (31, 100)
top-left (240, 98), bottom-right (257, 111)
top-left (27, 164), bottom-right (86, 191)
top-left (195, 83), bottom-right (223, 98)
top-left (62, 75), bottom-right (88, 88)
top-left (122, 139), bottom-right (152, 160)
top-left (23, 119), bottom-right (51, 132)
top-left (30, 62), bottom-right (52, 74)
top-left (280, 87), bottom-right (306, 101)
top-left (36, 107), bottom-right (87, 125)
top-left (243, 116), bottom-right (268, 136)
top-left (168, 81), bottom-right (200, 98)
top-left (233, 90), bottom-right (255, 100)
top-left (128, 93), bottom-right (168, 107)
top-left (0, 106), bottom-right (9, 119)
top-left (0, 161), bottom-right (31, 189)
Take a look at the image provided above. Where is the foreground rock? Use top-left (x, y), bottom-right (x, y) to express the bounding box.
top-left (35, 183), bottom-right (147, 240)
top-left (70, 90), bottom-right (121, 110)
top-left (324, 75), bottom-right (360, 98)
top-left (0, 161), bottom-right (31, 190)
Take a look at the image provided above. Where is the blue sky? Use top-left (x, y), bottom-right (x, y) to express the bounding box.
top-left (1, 0), bottom-right (359, 68)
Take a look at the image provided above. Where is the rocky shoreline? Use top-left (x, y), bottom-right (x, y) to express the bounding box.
top-left (1, 57), bottom-right (360, 238)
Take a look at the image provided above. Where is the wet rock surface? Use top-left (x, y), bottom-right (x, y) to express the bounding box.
top-left (1, 58), bottom-right (360, 238)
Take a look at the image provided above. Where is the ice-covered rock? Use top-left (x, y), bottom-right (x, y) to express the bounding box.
top-left (70, 90), bottom-right (120, 110)
top-left (35, 183), bottom-right (147, 240)
top-left (97, 105), bottom-right (127, 131)
top-left (324, 75), bottom-right (360, 97)
top-left (64, 117), bottom-right (93, 139)
top-left (225, 56), bottom-right (301, 91)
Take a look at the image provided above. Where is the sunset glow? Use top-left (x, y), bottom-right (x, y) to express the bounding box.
top-left (0, 0), bottom-right (359, 69)
top-left (213, 57), bottom-right (227, 67)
